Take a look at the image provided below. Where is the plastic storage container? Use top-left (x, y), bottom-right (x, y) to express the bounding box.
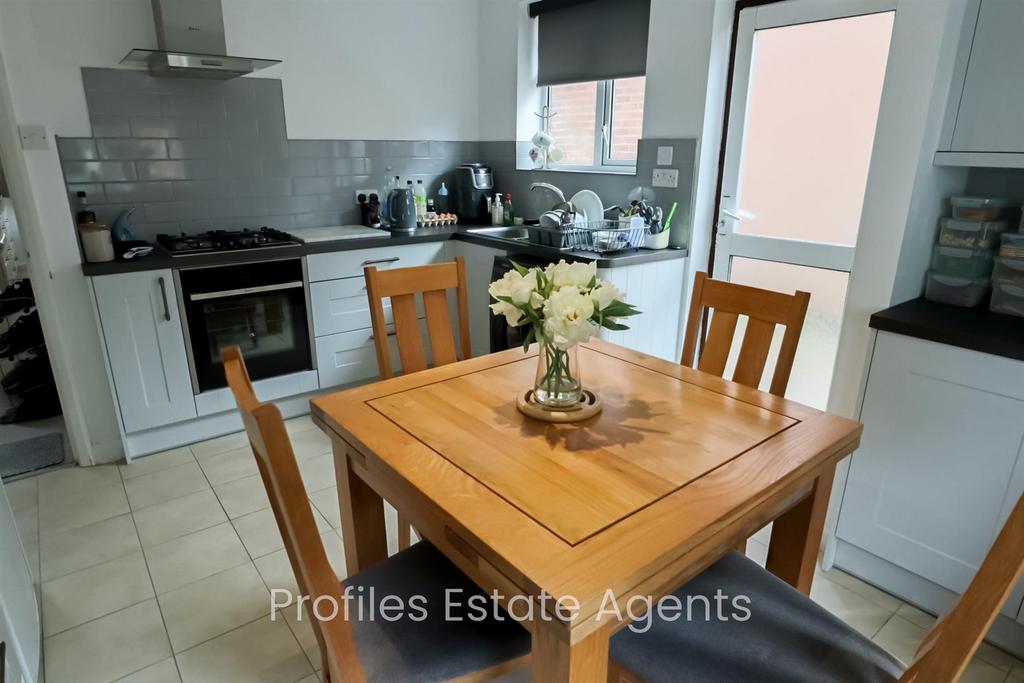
top-left (930, 245), bottom-right (994, 278)
top-left (924, 272), bottom-right (990, 307)
top-left (990, 282), bottom-right (1024, 318)
top-left (950, 196), bottom-right (1017, 221)
top-left (938, 218), bottom-right (1009, 250)
top-left (1001, 232), bottom-right (1024, 259)
top-left (993, 256), bottom-right (1024, 285)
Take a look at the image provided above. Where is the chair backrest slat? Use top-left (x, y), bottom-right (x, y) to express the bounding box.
top-left (901, 493), bottom-right (1024, 681)
top-left (221, 346), bottom-right (362, 683)
top-left (390, 292), bottom-right (428, 374)
top-left (697, 310), bottom-right (738, 377)
top-left (423, 288), bottom-right (458, 366)
top-left (732, 317), bottom-right (775, 388)
top-left (682, 271), bottom-right (810, 397)
top-left (364, 257), bottom-right (471, 380)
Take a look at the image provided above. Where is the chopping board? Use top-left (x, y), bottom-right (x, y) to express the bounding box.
top-left (290, 225), bottom-right (386, 243)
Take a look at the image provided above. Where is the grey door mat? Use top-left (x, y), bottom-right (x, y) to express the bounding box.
top-left (0, 432), bottom-right (64, 479)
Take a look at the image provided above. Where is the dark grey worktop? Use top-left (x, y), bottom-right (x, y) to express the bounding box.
top-left (80, 226), bottom-right (688, 276)
top-left (870, 297), bottom-right (1024, 362)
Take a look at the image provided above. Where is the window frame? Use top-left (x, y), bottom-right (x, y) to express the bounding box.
top-left (544, 77), bottom-right (642, 174)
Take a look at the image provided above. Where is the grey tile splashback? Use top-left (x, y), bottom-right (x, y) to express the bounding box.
top-left (61, 67), bottom-right (695, 248)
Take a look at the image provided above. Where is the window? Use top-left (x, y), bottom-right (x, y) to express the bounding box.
top-left (545, 76), bottom-right (646, 172)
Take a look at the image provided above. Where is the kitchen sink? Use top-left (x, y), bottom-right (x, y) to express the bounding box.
top-left (465, 226), bottom-right (530, 240)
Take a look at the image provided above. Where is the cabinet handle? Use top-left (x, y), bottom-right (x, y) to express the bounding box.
top-left (361, 257), bottom-right (400, 267)
top-left (369, 331), bottom-right (397, 341)
top-left (157, 277), bottom-right (171, 322)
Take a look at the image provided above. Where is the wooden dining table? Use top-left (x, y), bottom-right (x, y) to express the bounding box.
top-left (310, 339), bottom-right (863, 682)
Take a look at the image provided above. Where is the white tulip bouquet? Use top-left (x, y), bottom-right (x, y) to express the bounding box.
top-left (489, 260), bottom-right (640, 407)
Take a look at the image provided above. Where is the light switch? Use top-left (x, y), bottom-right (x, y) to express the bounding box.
top-left (19, 125), bottom-right (50, 151)
top-left (657, 146), bottom-right (674, 165)
top-left (652, 168), bottom-right (679, 188)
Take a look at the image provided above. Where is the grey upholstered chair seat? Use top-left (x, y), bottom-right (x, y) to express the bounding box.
top-left (610, 551), bottom-right (905, 683)
top-left (344, 541), bottom-right (531, 682)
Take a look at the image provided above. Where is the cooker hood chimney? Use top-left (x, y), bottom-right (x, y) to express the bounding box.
top-left (120, 0), bottom-right (280, 79)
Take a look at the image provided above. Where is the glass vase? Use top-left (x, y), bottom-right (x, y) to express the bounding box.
top-left (534, 341), bottom-right (582, 408)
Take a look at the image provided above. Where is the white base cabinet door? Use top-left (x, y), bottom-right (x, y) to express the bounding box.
top-left (93, 270), bottom-right (197, 433)
top-left (597, 259), bottom-right (686, 362)
top-left (836, 332), bottom-right (1024, 619)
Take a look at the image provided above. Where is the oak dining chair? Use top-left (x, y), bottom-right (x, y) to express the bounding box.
top-left (220, 346), bottom-right (530, 683)
top-left (681, 270), bottom-right (813, 553)
top-left (364, 256), bottom-right (471, 550)
top-left (681, 270), bottom-right (811, 397)
top-left (610, 491), bottom-right (1024, 682)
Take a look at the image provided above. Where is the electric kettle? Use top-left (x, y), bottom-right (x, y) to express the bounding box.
top-left (387, 187), bottom-right (417, 231)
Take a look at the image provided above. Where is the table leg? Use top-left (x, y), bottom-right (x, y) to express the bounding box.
top-left (766, 464), bottom-right (836, 594)
top-left (333, 441), bottom-right (388, 574)
top-left (531, 620), bottom-right (610, 683)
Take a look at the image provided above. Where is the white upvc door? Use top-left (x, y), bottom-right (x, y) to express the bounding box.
top-left (712, 0), bottom-right (895, 408)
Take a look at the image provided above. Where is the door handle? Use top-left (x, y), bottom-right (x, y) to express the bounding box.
top-left (720, 208), bottom-right (755, 221)
top-left (361, 257), bottom-right (400, 267)
top-left (157, 277), bottom-right (171, 322)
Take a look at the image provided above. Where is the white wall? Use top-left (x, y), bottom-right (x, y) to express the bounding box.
top-left (225, 0), bottom-right (483, 140)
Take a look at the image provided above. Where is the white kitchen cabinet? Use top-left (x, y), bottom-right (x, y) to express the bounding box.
top-left (92, 270), bottom-right (197, 433)
top-left (836, 332), bottom-right (1024, 622)
top-left (450, 240), bottom-right (507, 358)
top-left (598, 258), bottom-right (687, 362)
top-left (306, 242), bottom-right (445, 282)
top-left (949, 1), bottom-right (1024, 154)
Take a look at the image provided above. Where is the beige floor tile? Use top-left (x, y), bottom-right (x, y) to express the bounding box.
top-left (38, 480), bottom-right (130, 537)
top-left (1009, 662), bottom-right (1024, 680)
top-left (41, 552), bottom-right (154, 637)
top-left (175, 615), bottom-right (312, 683)
top-left (121, 447), bottom-right (195, 481)
top-left (40, 513), bottom-right (140, 581)
top-left (285, 414), bottom-right (316, 436)
top-left (976, 641), bottom-right (1023, 673)
top-left (23, 539), bottom-right (40, 583)
top-left (297, 453), bottom-right (335, 493)
top-left (810, 574), bottom-right (895, 638)
top-left (894, 602), bottom-right (936, 630)
top-left (290, 428), bottom-right (332, 460)
top-left (146, 523), bottom-right (250, 594)
top-left (294, 675), bottom-right (321, 683)
top-left (197, 445), bottom-right (259, 486)
top-left (44, 599), bottom-right (171, 683)
top-left (871, 614), bottom-right (925, 665)
top-left (159, 563), bottom-right (271, 653)
top-left (38, 464), bottom-right (122, 501)
top-left (282, 603), bottom-right (320, 672)
top-left (254, 530), bottom-right (347, 596)
top-left (6, 476), bottom-right (38, 513)
top-left (14, 501), bottom-right (38, 547)
top-left (134, 489), bottom-right (228, 548)
top-left (214, 473), bottom-right (271, 519)
top-left (125, 461), bottom-right (210, 511)
top-left (114, 658), bottom-right (181, 682)
top-left (307, 487), bottom-right (340, 528)
top-left (961, 657), bottom-right (1014, 683)
top-left (744, 539), bottom-right (768, 567)
top-left (232, 506), bottom-right (329, 559)
top-left (190, 431), bottom-right (249, 460)
top-left (818, 566), bottom-right (904, 612)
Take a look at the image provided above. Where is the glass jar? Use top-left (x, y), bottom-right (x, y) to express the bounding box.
top-left (533, 340), bottom-right (582, 408)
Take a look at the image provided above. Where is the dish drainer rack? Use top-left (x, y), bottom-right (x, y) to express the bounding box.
top-left (526, 220), bottom-right (647, 254)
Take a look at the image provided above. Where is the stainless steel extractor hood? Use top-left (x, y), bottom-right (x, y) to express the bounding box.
top-left (121, 0), bottom-right (280, 79)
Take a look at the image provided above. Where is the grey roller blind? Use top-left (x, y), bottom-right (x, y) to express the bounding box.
top-left (532, 0), bottom-right (651, 87)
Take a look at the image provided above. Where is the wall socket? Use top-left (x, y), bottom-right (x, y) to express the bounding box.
top-left (354, 189), bottom-right (381, 204)
top-left (652, 168), bottom-right (679, 188)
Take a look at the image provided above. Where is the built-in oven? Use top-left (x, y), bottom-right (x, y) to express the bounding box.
top-left (176, 258), bottom-right (314, 393)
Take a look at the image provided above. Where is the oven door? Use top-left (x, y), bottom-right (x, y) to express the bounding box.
top-left (178, 258), bottom-right (313, 393)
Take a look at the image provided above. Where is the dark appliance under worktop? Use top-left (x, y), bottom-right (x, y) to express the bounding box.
top-left (177, 258), bottom-right (313, 392)
top-left (157, 227), bottom-right (299, 256)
